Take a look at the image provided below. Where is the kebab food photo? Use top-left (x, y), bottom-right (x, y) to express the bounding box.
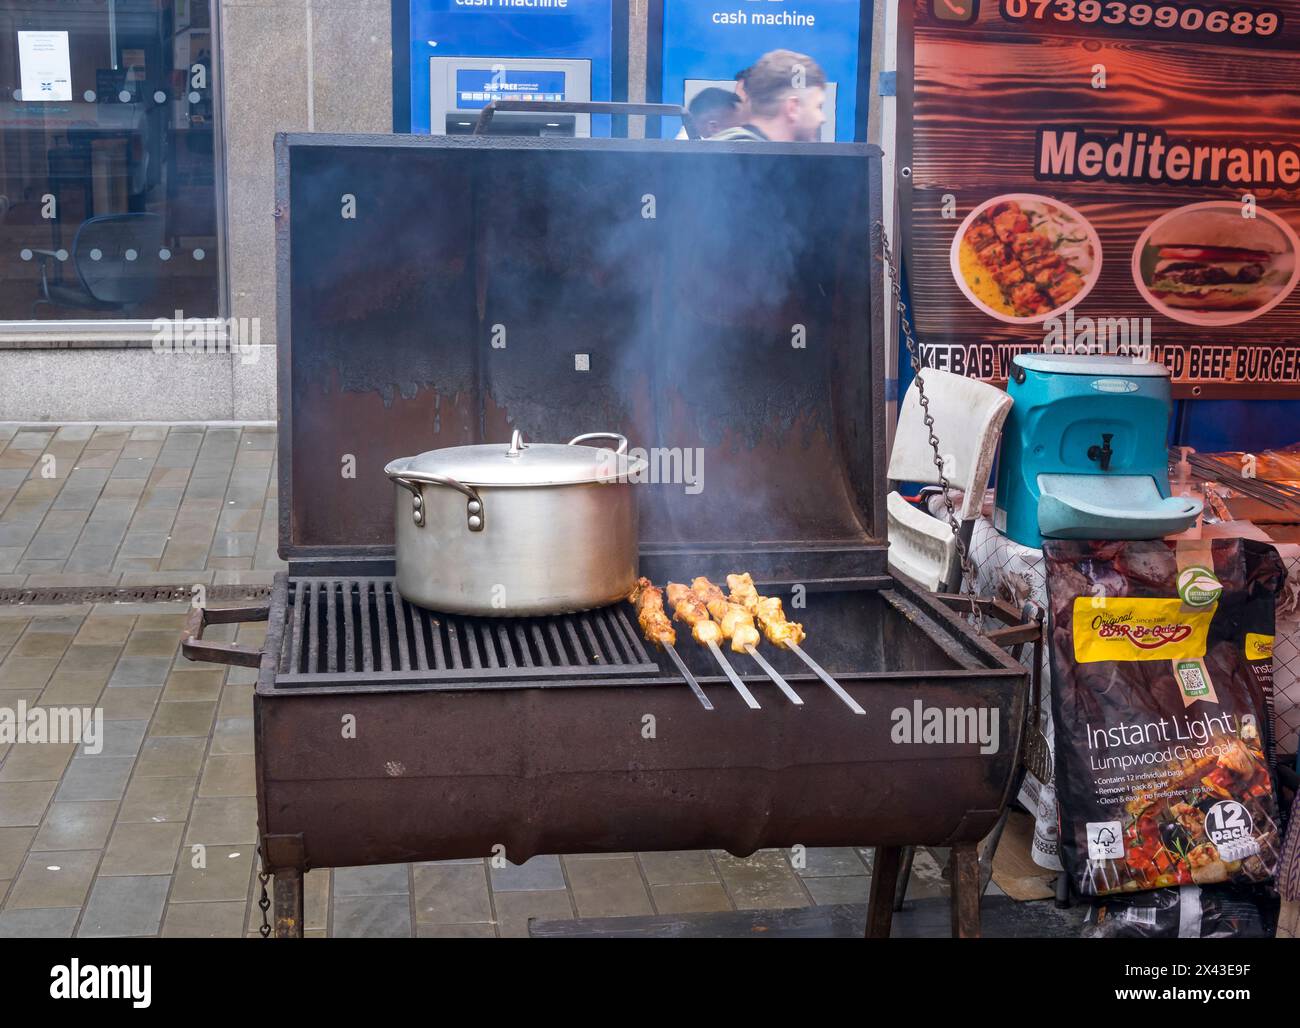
top-left (951, 194), bottom-right (1100, 322)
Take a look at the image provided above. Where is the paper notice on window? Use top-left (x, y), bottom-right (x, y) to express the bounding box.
top-left (17, 31), bottom-right (73, 102)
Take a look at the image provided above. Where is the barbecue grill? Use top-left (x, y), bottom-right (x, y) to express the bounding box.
top-left (183, 131), bottom-right (1031, 938)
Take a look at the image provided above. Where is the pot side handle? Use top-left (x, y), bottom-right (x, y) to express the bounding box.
top-left (567, 432), bottom-right (629, 455)
top-left (383, 459), bottom-right (485, 532)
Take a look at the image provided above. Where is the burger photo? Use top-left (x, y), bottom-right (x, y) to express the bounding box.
top-left (1142, 208), bottom-right (1294, 313)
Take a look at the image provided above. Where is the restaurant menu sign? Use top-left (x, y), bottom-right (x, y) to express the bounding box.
top-left (900, 0), bottom-right (1300, 396)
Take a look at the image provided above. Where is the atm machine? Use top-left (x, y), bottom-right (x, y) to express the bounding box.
top-left (682, 79), bottom-right (839, 143)
top-left (429, 56), bottom-right (593, 137)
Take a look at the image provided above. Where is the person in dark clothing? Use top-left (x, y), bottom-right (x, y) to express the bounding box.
top-left (685, 87), bottom-right (744, 138)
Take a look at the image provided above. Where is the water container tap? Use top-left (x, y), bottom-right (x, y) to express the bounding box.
top-left (1087, 433), bottom-right (1114, 472)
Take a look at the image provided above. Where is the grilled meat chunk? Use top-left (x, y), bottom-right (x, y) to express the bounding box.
top-left (725, 573), bottom-right (760, 613)
top-left (667, 582), bottom-right (722, 645)
top-left (690, 576), bottom-right (729, 621)
top-left (628, 577), bottom-right (675, 648)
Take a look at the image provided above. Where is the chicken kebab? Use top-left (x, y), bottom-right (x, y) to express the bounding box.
top-left (728, 572), bottom-right (863, 715)
top-left (630, 572), bottom-right (861, 713)
top-left (690, 576), bottom-right (802, 706)
top-left (627, 578), bottom-right (713, 710)
top-left (665, 581), bottom-right (760, 708)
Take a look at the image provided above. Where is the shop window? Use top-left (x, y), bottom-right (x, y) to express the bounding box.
top-left (0, 0), bottom-right (220, 322)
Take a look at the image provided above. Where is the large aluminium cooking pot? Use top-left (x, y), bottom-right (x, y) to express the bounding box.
top-left (383, 430), bottom-right (647, 615)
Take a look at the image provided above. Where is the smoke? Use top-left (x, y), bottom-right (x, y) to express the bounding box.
top-left (284, 136), bottom-right (876, 547)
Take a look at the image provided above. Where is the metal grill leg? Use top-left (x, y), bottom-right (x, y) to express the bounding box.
top-left (865, 846), bottom-right (903, 938)
top-left (978, 809), bottom-right (1012, 896)
top-left (274, 870), bottom-right (305, 939)
top-left (892, 845), bottom-right (915, 911)
top-left (1055, 869), bottom-right (1072, 908)
top-left (950, 843), bottom-right (981, 939)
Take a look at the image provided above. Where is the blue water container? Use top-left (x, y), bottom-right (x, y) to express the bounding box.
top-left (994, 353), bottom-right (1202, 549)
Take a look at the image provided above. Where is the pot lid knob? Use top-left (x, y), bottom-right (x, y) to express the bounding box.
top-left (506, 429), bottom-right (527, 458)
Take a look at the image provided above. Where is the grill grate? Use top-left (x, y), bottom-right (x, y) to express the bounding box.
top-left (276, 577), bottom-right (659, 687)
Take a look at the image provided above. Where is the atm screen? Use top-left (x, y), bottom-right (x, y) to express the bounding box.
top-left (454, 69), bottom-right (566, 110)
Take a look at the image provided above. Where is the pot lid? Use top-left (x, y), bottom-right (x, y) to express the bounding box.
top-left (389, 430), bottom-right (648, 488)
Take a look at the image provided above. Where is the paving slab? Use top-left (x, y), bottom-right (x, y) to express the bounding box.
top-left (78, 875), bottom-right (171, 937)
top-left (651, 882), bottom-right (733, 914)
top-left (0, 744), bottom-right (76, 783)
top-left (333, 864), bottom-right (410, 898)
top-left (171, 844), bottom-right (254, 903)
top-left (493, 889), bottom-right (573, 939)
top-left (0, 906), bottom-right (81, 938)
top-left (490, 854), bottom-right (566, 893)
top-left (32, 802), bottom-right (117, 851)
top-left (135, 737), bottom-right (207, 779)
top-left (55, 757), bottom-right (134, 802)
top-left (162, 900), bottom-right (248, 938)
top-left (185, 796), bottom-right (258, 845)
top-left (638, 850), bottom-right (720, 887)
top-left (100, 822), bottom-right (185, 876)
top-left (118, 776), bottom-right (197, 824)
top-left (713, 849), bottom-right (811, 911)
top-left (332, 894), bottom-right (412, 938)
top-left (413, 862), bottom-right (491, 925)
top-left (0, 826), bottom-right (36, 877)
top-left (0, 780), bottom-right (57, 826)
top-left (7, 849), bottom-right (100, 909)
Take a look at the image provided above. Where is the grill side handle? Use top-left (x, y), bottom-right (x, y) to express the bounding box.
top-left (181, 603), bottom-right (270, 668)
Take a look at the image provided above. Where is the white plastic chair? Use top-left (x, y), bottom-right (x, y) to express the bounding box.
top-left (886, 370), bottom-right (1013, 592)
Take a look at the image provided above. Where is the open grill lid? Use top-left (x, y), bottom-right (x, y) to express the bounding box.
top-left (275, 133), bottom-right (886, 577)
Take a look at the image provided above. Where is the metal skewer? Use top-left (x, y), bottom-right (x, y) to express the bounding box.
top-left (743, 644), bottom-right (802, 706)
top-left (704, 640), bottom-right (761, 709)
top-left (663, 643), bottom-right (713, 711)
top-left (787, 641), bottom-right (863, 715)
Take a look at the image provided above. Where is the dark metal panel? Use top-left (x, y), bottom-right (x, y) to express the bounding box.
top-left (275, 133), bottom-right (886, 571)
top-left (256, 666), bottom-right (1024, 869)
top-left (283, 545), bottom-right (893, 584)
top-left (274, 134), bottom-right (295, 565)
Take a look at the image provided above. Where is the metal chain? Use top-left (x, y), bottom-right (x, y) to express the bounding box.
top-left (256, 847), bottom-right (272, 938)
top-left (877, 221), bottom-right (983, 629)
